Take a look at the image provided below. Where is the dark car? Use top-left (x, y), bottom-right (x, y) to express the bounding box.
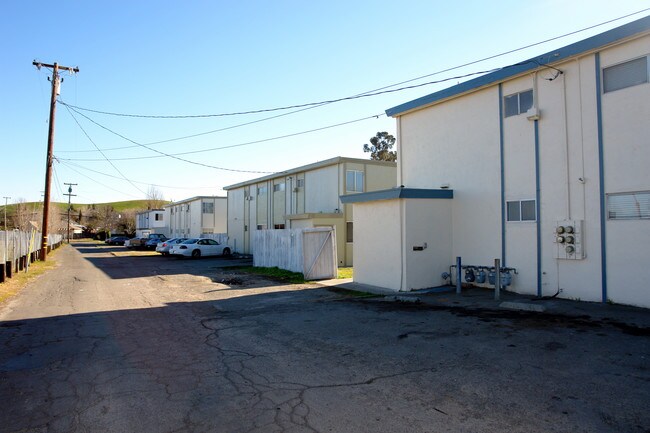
top-left (105, 236), bottom-right (129, 246)
top-left (144, 237), bottom-right (166, 250)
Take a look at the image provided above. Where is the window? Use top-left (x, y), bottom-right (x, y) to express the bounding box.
top-left (274, 224), bottom-right (285, 229)
top-left (155, 213), bottom-right (163, 221)
top-left (257, 186), bottom-right (268, 195)
top-left (256, 224), bottom-right (267, 230)
top-left (507, 199), bottom-right (536, 222)
top-left (202, 202), bottom-right (214, 214)
top-left (346, 170), bottom-right (364, 192)
top-left (273, 183), bottom-right (285, 192)
top-left (346, 222), bottom-right (353, 243)
top-left (296, 179), bottom-right (304, 188)
top-left (607, 191), bottom-right (650, 220)
top-left (603, 56), bottom-right (648, 93)
top-left (504, 89), bottom-right (534, 117)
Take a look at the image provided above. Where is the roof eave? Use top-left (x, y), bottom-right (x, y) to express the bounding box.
top-left (386, 15), bottom-right (650, 117)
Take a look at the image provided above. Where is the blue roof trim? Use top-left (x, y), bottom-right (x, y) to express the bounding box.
top-left (386, 15), bottom-right (650, 117)
top-left (340, 187), bottom-right (453, 204)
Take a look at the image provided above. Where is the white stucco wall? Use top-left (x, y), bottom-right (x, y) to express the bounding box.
top-left (357, 32), bottom-right (650, 307)
top-left (403, 199), bottom-right (453, 290)
top-left (165, 197), bottom-right (226, 239)
top-left (400, 87), bottom-right (502, 268)
top-left (305, 165), bottom-right (339, 214)
top-left (600, 35), bottom-right (650, 307)
top-left (354, 200), bottom-right (402, 290)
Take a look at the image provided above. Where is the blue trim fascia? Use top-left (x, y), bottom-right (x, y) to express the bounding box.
top-left (499, 83), bottom-right (506, 266)
top-left (386, 15), bottom-right (650, 117)
top-left (595, 52), bottom-right (608, 303)
top-left (534, 119), bottom-right (542, 297)
top-left (339, 187), bottom-right (453, 204)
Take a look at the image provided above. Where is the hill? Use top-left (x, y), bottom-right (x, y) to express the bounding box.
top-left (3, 200), bottom-right (170, 215)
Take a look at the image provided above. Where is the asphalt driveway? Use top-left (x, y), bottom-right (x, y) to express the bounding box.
top-left (0, 243), bottom-right (648, 432)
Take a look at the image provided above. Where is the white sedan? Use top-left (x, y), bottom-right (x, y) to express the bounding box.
top-left (155, 238), bottom-right (188, 256)
top-left (169, 238), bottom-right (232, 258)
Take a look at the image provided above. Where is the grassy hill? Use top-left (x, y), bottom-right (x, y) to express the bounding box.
top-left (3, 200), bottom-right (170, 215)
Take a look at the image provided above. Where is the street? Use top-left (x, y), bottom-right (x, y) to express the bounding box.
top-left (0, 242), bottom-right (649, 433)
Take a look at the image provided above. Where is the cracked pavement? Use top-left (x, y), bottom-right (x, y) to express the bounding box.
top-left (0, 243), bottom-right (649, 432)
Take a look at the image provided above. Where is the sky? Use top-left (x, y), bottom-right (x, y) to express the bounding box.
top-left (2, 0), bottom-right (648, 205)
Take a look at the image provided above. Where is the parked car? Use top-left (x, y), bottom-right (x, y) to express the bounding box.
top-left (105, 236), bottom-right (129, 246)
top-left (155, 238), bottom-right (188, 256)
top-left (147, 233), bottom-right (167, 241)
top-left (144, 238), bottom-right (160, 250)
top-left (125, 237), bottom-right (148, 249)
top-left (169, 238), bottom-right (232, 258)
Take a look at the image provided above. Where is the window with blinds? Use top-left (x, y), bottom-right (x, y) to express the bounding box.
top-left (603, 56), bottom-right (648, 93)
top-left (607, 191), bottom-right (650, 220)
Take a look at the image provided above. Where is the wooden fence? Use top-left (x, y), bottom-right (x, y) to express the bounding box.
top-left (253, 228), bottom-right (337, 280)
top-left (200, 233), bottom-right (229, 245)
top-left (0, 231), bottom-right (64, 283)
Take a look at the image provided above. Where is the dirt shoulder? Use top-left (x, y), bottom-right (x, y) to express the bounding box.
top-left (0, 245), bottom-right (63, 306)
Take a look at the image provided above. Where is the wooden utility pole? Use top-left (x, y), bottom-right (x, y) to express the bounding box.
top-left (64, 183), bottom-right (77, 243)
top-left (33, 61), bottom-right (79, 260)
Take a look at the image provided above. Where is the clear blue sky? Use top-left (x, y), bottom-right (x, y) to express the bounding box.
top-left (2, 1), bottom-right (648, 204)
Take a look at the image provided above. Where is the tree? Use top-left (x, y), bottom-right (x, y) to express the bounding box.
top-left (363, 131), bottom-right (397, 162)
top-left (146, 185), bottom-right (166, 210)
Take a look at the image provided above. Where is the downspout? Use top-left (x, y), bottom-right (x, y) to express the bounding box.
top-left (595, 52), bottom-right (608, 303)
top-left (400, 197), bottom-right (406, 291)
top-left (397, 116), bottom-right (406, 291)
top-left (397, 116), bottom-right (403, 186)
top-left (498, 83), bottom-right (506, 266)
top-left (533, 72), bottom-right (542, 297)
top-left (562, 71), bottom-right (571, 219)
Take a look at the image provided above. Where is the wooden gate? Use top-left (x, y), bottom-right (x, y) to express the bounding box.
top-left (302, 228), bottom-right (337, 280)
top-left (252, 227), bottom-right (337, 280)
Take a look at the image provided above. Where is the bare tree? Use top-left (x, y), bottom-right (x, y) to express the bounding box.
top-left (146, 186), bottom-right (166, 210)
top-left (118, 209), bottom-right (137, 236)
top-left (13, 198), bottom-right (32, 231)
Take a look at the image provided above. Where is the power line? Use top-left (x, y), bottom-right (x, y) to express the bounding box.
top-left (63, 106), bottom-right (275, 174)
top-left (56, 65), bottom-right (496, 156)
top-left (59, 66), bottom-right (499, 119)
top-left (56, 8), bottom-right (649, 120)
top-left (57, 100), bottom-right (331, 152)
top-left (58, 108), bottom-right (384, 161)
top-left (56, 10), bottom-right (650, 156)
top-left (58, 160), bottom-right (143, 199)
top-left (63, 104), bottom-right (148, 195)
top-left (59, 160), bottom-right (221, 190)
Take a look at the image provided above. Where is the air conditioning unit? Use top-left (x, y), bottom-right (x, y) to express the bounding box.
top-left (526, 107), bottom-right (541, 121)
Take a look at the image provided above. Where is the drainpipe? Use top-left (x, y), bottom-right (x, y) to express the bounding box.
top-left (561, 71), bottom-right (571, 220)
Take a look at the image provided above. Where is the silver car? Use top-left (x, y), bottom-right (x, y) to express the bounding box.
top-left (155, 238), bottom-right (188, 256)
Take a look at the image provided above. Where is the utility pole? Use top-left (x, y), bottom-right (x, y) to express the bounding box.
top-left (64, 183), bottom-right (77, 243)
top-left (33, 61), bottom-right (79, 260)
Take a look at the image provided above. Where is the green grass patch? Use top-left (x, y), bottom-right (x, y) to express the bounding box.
top-left (234, 266), bottom-right (306, 284)
top-left (337, 267), bottom-right (353, 279)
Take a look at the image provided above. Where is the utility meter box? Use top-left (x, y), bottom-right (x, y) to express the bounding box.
top-left (554, 220), bottom-right (585, 260)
